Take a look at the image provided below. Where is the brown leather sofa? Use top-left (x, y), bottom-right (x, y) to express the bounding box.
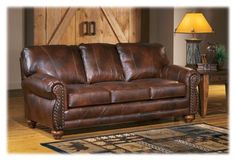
top-left (20, 43), bottom-right (200, 139)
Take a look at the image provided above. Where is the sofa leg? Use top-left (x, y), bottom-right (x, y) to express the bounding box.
top-left (51, 130), bottom-right (64, 140)
top-left (27, 120), bottom-right (37, 128)
top-left (184, 115), bottom-right (195, 123)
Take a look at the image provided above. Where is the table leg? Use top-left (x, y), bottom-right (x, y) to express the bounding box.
top-left (225, 83), bottom-right (228, 108)
top-left (225, 83), bottom-right (228, 98)
top-left (199, 74), bottom-right (209, 117)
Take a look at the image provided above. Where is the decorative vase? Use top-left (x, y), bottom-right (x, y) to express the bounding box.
top-left (217, 62), bottom-right (224, 71)
top-left (206, 42), bottom-right (217, 64)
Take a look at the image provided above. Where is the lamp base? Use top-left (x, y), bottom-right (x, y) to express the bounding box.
top-left (185, 39), bottom-right (202, 66)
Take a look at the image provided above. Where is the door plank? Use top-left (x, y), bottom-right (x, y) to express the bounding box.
top-left (59, 8), bottom-right (76, 45)
top-left (110, 8), bottom-right (129, 41)
top-left (101, 8), bottom-right (128, 43)
top-left (76, 8), bottom-right (118, 44)
top-left (48, 8), bottom-right (78, 45)
top-left (46, 8), bottom-right (62, 44)
top-left (34, 8), bottom-right (46, 45)
top-left (129, 9), bottom-right (141, 42)
top-left (33, 7), bottom-right (140, 45)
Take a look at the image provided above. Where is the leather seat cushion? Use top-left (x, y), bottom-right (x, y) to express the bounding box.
top-left (67, 84), bottom-right (110, 107)
top-left (116, 43), bottom-right (169, 81)
top-left (133, 78), bottom-right (186, 99)
top-left (94, 82), bottom-right (150, 103)
top-left (79, 43), bottom-right (124, 83)
top-left (67, 78), bottom-right (185, 108)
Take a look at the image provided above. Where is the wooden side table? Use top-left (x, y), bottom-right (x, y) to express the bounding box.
top-left (198, 69), bottom-right (228, 117)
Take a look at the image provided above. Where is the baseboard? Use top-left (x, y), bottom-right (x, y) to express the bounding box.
top-left (8, 89), bottom-right (23, 97)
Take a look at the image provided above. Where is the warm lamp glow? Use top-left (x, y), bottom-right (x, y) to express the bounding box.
top-left (175, 13), bottom-right (213, 33)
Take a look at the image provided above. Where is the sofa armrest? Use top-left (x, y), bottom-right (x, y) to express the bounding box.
top-left (22, 73), bottom-right (65, 99)
top-left (161, 65), bottom-right (199, 84)
top-left (22, 73), bottom-right (66, 130)
top-left (161, 65), bottom-right (200, 114)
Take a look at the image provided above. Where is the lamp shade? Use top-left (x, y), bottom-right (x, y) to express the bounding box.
top-left (175, 13), bottom-right (213, 33)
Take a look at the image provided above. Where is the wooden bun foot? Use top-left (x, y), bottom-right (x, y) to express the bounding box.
top-left (184, 115), bottom-right (195, 123)
top-left (51, 130), bottom-right (64, 140)
top-left (27, 120), bottom-right (36, 128)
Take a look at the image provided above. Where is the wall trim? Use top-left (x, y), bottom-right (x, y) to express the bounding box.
top-left (8, 89), bottom-right (23, 97)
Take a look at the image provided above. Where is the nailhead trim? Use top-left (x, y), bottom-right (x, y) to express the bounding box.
top-left (189, 73), bottom-right (200, 114)
top-left (52, 84), bottom-right (65, 130)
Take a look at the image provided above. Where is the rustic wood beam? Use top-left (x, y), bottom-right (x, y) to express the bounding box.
top-left (48, 8), bottom-right (78, 45)
top-left (101, 8), bottom-right (128, 43)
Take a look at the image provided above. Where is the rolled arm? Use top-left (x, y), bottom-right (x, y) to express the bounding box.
top-left (22, 73), bottom-right (66, 130)
top-left (161, 65), bottom-right (199, 84)
top-left (22, 73), bottom-right (65, 99)
top-left (161, 65), bottom-right (200, 114)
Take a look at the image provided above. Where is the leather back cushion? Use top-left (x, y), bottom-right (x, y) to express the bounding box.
top-left (79, 43), bottom-right (124, 83)
top-left (21, 45), bottom-right (86, 83)
top-left (116, 43), bottom-right (169, 81)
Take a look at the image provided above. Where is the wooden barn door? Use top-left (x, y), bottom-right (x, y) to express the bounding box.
top-left (33, 7), bottom-right (140, 45)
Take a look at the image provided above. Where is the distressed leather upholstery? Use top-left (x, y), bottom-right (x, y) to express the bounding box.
top-left (67, 79), bottom-right (185, 107)
top-left (67, 84), bottom-right (111, 107)
top-left (20, 43), bottom-right (200, 139)
top-left (79, 43), bottom-right (124, 83)
top-left (21, 45), bottom-right (86, 83)
top-left (161, 65), bottom-right (200, 113)
top-left (132, 78), bottom-right (186, 100)
top-left (94, 81), bottom-right (150, 103)
top-left (22, 73), bottom-right (65, 99)
top-left (116, 43), bottom-right (169, 81)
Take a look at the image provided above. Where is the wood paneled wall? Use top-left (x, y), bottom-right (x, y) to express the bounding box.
top-left (33, 7), bottom-right (141, 45)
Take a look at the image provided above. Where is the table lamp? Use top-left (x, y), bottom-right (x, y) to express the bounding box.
top-left (175, 12), bottom-right (214, 67)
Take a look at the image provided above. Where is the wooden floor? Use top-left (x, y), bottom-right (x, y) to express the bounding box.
top-left (7, 85), bottom-right (228, 153)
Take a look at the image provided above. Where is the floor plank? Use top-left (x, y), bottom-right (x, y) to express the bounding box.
top-left (7, 85), bottom-right (228, 153)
